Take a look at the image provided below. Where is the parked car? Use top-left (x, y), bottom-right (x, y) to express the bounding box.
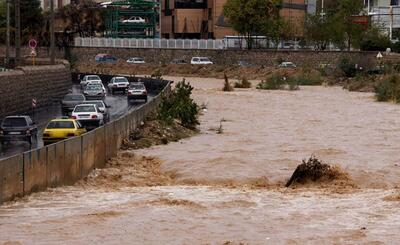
top-left (108, 76), bottom-right (130, 94)
top-left (81, 100), bottom-right (110, 123)
top-left (95, 54), bottom-right (117, 62)
top-left (170, 59), bottom-right (187, 64)
top-left (83, 84), bottom-right (106, 100)
top-left (80, 75), bottom-right (102, 88)
top-left (127, 83), bottom-right (147, 102)
top-left (42, 118), bottom-right (86, 145)
top-left (279, 62), bottom-right (297, 68)
top-left (61, 93), bottom-right (86, 114)
top-left (191, 57), bottom-right (213, 65)
top-left (237, 60), bottom-right (251, 67)
top-left (126, 57), bottom-right (145, 64)
top-left (71, 104), bottom-right (104, 128)
top-left (0, 115), bottom-right (37, 145)
top-left (121, 16), bottom-right (146, 23)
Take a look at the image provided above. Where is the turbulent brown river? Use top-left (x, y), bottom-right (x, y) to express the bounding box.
top-left (1, 77), bottom-right (400, 244)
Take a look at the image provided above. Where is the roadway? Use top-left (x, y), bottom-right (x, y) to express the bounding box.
top-left (0, 85), bottom-right (152, 160)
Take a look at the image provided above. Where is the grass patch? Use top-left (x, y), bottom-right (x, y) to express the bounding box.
top-left (257, 74), bottom-right (298, 90)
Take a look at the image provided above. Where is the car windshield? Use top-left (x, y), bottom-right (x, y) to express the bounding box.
top-left (115, 78), bottom-right (128, 83)
top-left (200, 58), bottom-right (210, 62)
top-left (46, 121), bottom-right (75, 129)
top-left (129, 84), bottom-right (145, 89)
top-left (86, 85), bottom-right (102, 91)
top-left (2, 117), bottom-right (27, 127)
top-left (83, 101), bottom-right (104, 108)
top-left (74, 105), bottom-right (96, 113)
top-left (88, 76), bottom-right (100, 80)
top-left (135, 58), bottom-right (143, 61)
top-left (64, 94), bottom-right (84, 101)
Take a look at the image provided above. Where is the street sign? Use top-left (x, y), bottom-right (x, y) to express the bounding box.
top-left (29, 39), bottom-right (37, 49)
top-left (377, 52), bottom-right (383, 59)
top-left (32, 98), bottom-right (37, 108)
top-left (30, 49), bottom-right (36, 57)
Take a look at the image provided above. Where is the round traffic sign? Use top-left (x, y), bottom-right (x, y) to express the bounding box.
top-left (29, 39), bottom-right (37, 49)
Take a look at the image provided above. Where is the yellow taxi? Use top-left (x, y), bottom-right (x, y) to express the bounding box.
top-left (43, 118), bottom-right (86, 145)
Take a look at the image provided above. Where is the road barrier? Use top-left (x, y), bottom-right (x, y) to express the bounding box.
top-left (0, 78), bottom-right (171, 204)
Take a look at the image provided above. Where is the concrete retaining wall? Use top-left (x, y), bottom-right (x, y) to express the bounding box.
top-left (0, 63), bottom-right (71, 119)
top-left (0, 78), bottom-right (170, 204)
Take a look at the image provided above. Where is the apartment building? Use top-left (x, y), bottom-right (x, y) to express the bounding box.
top-left (161, 0), bottom-right (311, 39)
top-left (365, 0), bottom-right (400, 39)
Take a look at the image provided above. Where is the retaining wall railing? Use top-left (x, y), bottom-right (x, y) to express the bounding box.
top-left (0, 78), bottom-right (171, 204)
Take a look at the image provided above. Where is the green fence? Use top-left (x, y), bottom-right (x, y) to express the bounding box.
top-left (0, 79), bottom-right (170, 204)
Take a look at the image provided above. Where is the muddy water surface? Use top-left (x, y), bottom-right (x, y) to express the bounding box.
top-left (1, 77), bottom-right (400, 244)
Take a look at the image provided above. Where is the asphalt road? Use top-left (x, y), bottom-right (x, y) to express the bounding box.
top-left (0, 85), bottom-right (152, 160)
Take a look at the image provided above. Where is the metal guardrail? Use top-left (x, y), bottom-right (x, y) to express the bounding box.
top-left (74, 37), bottom-right (225, 50)
top-left (0, 78), bottom-right (171, 204)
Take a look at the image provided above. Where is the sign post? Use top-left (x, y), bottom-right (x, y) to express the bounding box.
top-left (29, 39), bottom-right (37, 66)
top-left (32, 98), bottom-right (37, 122)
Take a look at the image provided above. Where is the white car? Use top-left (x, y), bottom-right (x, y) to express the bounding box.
top-left (80, 75), bottom-right (102, 88)
top-left (108, 77), bottom-right (130, 94)
top-left (82, 100), bottom-right (110, 123)
top-left (279, 62), bottom-right (297, 68)
top-left (71, 104), bottom-right (104, 128)
top-left (87, 81), bottom-right (107, 94)
top-left (121, 16), bottom-right (145, 23)
top-left (126, 57), bottom-right (145, 64)
top-left (190, 57), bottom-right (213, 65)
top-left (127, 83), bottom-right (148, 103)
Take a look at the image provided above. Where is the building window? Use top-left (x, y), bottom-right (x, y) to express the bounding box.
top-left (391, 0), bottom-right (399, 5)
top-left (175, 0), bottom-right (207, 9)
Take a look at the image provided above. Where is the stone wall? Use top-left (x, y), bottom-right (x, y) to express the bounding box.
top-left (69, 47), bottom-right (383, 67)
top-left (0, 63), bottom-right (71, 118)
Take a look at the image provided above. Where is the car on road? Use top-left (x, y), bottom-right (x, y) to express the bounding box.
top-left (0, 115), bottom-right (37, 145)
top-left (61, 93), bottom-right (86, 114)
top-left (170, 59), bottom-right (187, 65)
top-left (72, 104), bottom-right (104, 129)
top-left (190, 57), bottom-right (213, 65)
top-left (108, 76), bottom-right (130, 94)
top-left (279, 61), bottom-right (297, 68)
top-left (82, 100), bottom-right (110, 123)
top-left (87, 80), bottom-right (107, 94)
top-left (80, 75), bottom-right (102, 88)
top-left (121, 16), bottom-right (145, 23)
top-left (126, 57), bottom-right (145, 64)
top-left (42, 118), bottom-right (86, 145)
top-left (83, 84), bottom-right (106, 100)
top-left (127, 83), bottom-right (147, 102)
top-left (95, 54), bottom-right (117, 63)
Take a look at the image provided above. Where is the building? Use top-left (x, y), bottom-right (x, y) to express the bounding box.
top-left (161, 0), bottom-right (311, 39)
top-left (41, 0), bottom-right (71, 10)
top-left (365, 0), bottom-right (400, 39)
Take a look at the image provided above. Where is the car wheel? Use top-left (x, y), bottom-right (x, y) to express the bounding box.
top-left (28, 136), bottom-right (33, 145)
top-left (145, 97), bottom-right (148, 103)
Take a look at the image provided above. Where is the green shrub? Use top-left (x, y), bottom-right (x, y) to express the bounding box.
top-left (158, 80), bottom-right (199, 128)
top-left (375, 75), bottom-right (400, 102)
top-left (234, 77), bottom-right (252, 88)
top-left (257, 74), bottom-right (298, 90)
top-left (338, 58), bottom-right (358, 77)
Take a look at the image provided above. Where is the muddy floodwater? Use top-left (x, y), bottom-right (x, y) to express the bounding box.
top-left (1, 77), bottom-right (400, 244)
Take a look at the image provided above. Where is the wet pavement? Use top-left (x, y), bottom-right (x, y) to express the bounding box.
top-left (0, 85), bottom-right (152, 160)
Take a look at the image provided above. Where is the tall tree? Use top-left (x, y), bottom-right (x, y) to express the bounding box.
top-left (223, 0), bottom-right (282, 49)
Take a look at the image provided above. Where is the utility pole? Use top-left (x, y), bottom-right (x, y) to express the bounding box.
top-left (15, 0), bottom-right (21, 66)
top-left (50, 0), bottom-right (55, 65)
top-left (390, 6), bottom-right (393, 41)
top-left (5, 0), bottom-right (10, 67)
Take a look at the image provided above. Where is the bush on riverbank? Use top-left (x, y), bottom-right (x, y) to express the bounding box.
top-left (257, 74), bottom-right (299, 90)
top-left (234, 77), bottom-right (252, 88)
top-left (158, 79), bottom-right (199, 128)
top-left (375, 75), bottom-right (400, 103)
